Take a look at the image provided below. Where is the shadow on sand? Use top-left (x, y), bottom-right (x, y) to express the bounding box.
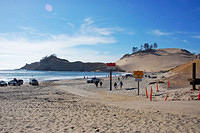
top-left (125, 88), bottom-right (137, 90)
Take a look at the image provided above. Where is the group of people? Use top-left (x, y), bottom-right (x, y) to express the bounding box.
top-left (114, 78), bottom-right (123, 89)
top-left (114, 77), bottom-right (123, 89)
top-left (95, 80), bottom-right (103, 87)
top-left (93, 76), bottom-right (124, 89)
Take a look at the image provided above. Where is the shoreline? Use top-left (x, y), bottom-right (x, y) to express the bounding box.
top-left (0, 69), bottom-right (123, 83)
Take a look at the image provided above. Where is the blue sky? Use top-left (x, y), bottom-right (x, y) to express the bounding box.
top-left (0, 0), bottom-right (200, 69)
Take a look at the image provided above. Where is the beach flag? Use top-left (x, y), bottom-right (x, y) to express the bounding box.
top-left (168, 80), bottom-right (170, 88)
top-left (198, 87), bottom-right (200, 100)
top-left (146, 87), bottom-right (148, 98)
top-left (150, 87), bottom-right (152, 101)
top-left (165, 93), bottom-right (168, 101)
top-left (156, 83), bottom-right (159, 92)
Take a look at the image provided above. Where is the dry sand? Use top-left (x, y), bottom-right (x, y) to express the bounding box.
top-left (0, 74), bottom-right (200, 133)
top-left (168, 59), bottom-right (200, 88)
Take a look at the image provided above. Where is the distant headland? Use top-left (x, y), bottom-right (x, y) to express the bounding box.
top-left (20, 54), bottom-right (121, 72)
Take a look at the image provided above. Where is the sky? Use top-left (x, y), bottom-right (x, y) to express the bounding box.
top-left (0, 0), bottom-right (200, 69)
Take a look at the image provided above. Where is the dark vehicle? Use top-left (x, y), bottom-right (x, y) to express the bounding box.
top-left (122, 73), bottom-right (134, 79)
top-left (29, 79), bottom-right (39, 86)
top-left (0, 81), bottom-right (7, 86)
top-left (126, 74), bottom-right (133, 78)
top-left (8, 78), bottom-right (23, 86)
top-left (18, 79), bottom-right (24, 85)
top-left (8, 80), bottom-right (20, 86)
top-left (87, 77), bottom-right (101, 83)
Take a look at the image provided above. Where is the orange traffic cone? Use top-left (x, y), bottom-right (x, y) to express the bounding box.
top-left (198, 87), bottom-right (200, 100)
top-left (146, 87), bottom-right (148, 98)
top-left (156, 83), bottom-right (159, 92)
top-left (150, 87), bottom-right (152, 101)
top-left (165, 93), bottom-right (168, 101)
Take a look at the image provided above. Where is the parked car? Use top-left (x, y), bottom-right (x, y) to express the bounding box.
top-left (8, 78), bottom-right (23, 86)
top-left (87, 77), bottom-right (101, 83)
top-left (8, 79), bottom-right (20, 86)
top-left (0, 81), bottom-right (7, 86)
top-left (126, 74), bottom-right (134, 78)
top-left (122, 73), bottom-right (134, 79)
top-left (17, 79), bottom-right (24, 85)
top-left (29, 79), bottom-right (39, 86)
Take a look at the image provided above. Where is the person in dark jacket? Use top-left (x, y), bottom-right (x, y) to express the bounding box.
top-left (100, 81), bottom-right (103, 87)
top-left (95, 81), bottom-right (99, 87)
top-left (114, 82), bottom-right (117, 89)
top-left (120, 81), bottom-right (123, 89)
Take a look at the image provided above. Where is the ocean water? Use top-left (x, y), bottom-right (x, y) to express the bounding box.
top-left (0, 70), bottom-right (122, 82)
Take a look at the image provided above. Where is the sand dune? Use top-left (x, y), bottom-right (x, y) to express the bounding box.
top-left (116, 48), bottom-right (195, 72)
top-left (168, 59), bottom-right (200, 88)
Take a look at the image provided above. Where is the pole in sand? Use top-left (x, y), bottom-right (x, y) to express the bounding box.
top-left (168, 80), bottom-right (170, 89)
top-left (156, 83), bottom-right (159, 92)
top-left (193, 63), bottom-right (196, 90)
top-left (110, 69), bottom-right (112, 91)
top-left (138, 80), bottom-right (140, 95)
top-left (133, 71), bottom-right (144, 96)
top-left (165, 93), bottom-right (168, 101)
top-left (150, 86), bottom-right (153, 101)
top-left (198, 87), bottom-right (200, 100)
top-left (146, 87), bottom-right (148, 98)
top-left (188, 63), bottom-right (200, 90)
top-left (106, 63), bottom-right (116, 91)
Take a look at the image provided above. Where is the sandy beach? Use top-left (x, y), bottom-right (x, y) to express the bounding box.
top-left (0, 74), bottom-right (200, 133)
top-left (1, 0), bottom-right (200, 132)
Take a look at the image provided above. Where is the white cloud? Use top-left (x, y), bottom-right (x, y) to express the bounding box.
top-left (60, 48), bottom-right (119, 63)
top-left (81, 17), bottom-right (123, 36)
top-left (192, 35), bottom-right (200, 39)
top-left (67, 22), bottom-right (75, 28)
top-left (183, 40), bottom-right (188, 43)
top-left (84, 17), bottom-right (94, 25)
top-left (126, 31), bottom-right (136, 35)
top-left (0, 18), bottom-right (120, 69)
top-left (0, 38), bottom-right (117, 69)
top-left (45, 4), bottom-right (53, 12)
top-left (19, 26), bottom-right (36, 33)
top-left (150, 29), bottom-right (172, 36)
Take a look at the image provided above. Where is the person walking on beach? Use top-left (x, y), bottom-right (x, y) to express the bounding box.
top-left (114, 82), bottom-right (117, 89)
top-left (95, 81), bottom-right (99, 87)
top-left (118, 77), bottom-right (120, 81)
top-left (100, 81), bottom-right (103, 87)
top-left (120, 81), bottom-right (123, 89)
